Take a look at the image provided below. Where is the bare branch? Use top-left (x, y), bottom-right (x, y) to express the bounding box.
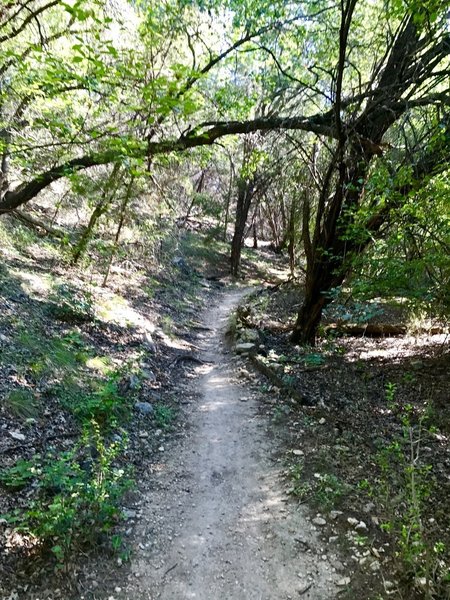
top-left (0, 0), bottom-right (60, 43)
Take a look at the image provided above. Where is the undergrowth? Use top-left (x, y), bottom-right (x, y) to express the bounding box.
top-left (359, 384), bottom-right (449, 599)
top-left (1, 422), bottom-right (132, 566)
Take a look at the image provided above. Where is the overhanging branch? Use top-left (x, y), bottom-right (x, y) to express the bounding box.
top-left (0, 114), bottom-right (334, 214)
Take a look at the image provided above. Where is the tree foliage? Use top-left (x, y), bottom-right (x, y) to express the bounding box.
top-left (0, 0), bottom-right (449, 341)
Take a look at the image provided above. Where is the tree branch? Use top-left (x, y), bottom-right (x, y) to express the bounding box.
top-left (0, 0), bottom-right (60, 43)
top-left (0, 114), bottom-right (335, 214)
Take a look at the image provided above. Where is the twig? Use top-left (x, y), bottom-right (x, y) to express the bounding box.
top-left (162, 562), bottom-right (178, 578)
top-left (187, 342), bottom-right (208, 352)
top-left (190, 324), bottom-right (213, 332)
top-left (170, 354), bottom-right (213, 368)
top-left (298, 582), bottom-right (313, 595)
top-left (12, 209), bottom-right (67, 239)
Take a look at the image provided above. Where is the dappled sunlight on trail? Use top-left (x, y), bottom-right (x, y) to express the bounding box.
top-left (125, 289), bottom-right (340, 600)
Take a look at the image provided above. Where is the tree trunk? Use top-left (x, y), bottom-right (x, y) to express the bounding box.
top-left (222, 162), bottom-right (234, 241)
top-left (252, 222), bottom-right (258, 249)
top-left (183, 169), bottom-right (206, 226)
top-left (102, 176), bottom-right (134, 286)
top-left (230, 177), bottom-right (255, 277)
top-left (71, 165), bottom-right (120, 265)
top-left (71, 202), bottom-right (106, 265)
top-left (291, 260), bottom-right (337, 345)
top-left (287, 199), bottom-right (296, 277)
top-left (292, 153), bottom-right (366, 345)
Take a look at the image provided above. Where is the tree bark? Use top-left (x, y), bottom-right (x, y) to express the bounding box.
top-left (287, 198), bottom-right (297, 277)
top-left (71, 165), bottom-right (120, 265)
top-left (230, 177), bottom-right (255, 277)
top-left (102, 176), bottom-right (134, 286)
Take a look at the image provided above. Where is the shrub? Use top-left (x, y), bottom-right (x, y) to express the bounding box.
top-left (48, 283), bottom-right (95, 323)
top-left (71, 371), bottom-right (131, 429)
top-left (0, 422), bottom-right (132, 565)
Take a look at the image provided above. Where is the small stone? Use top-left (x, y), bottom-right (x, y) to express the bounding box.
top-left (330, 510), bottom-right (343, 520)
top-left (355, 520), bottom-right (367, 532)
top-left (122, 509), bottom-right (137, 520)
top-left (363, 502), bottom-right (375, 513)
top-left (9, 431), bottom-right (26, 441)
top-left (319, 417), bottom-right (326, 425)
top-left (271, 362), bottom-right (283, 371)
top-left (239, 329), bottom-right (259, 342)
top-left (384, 581), bottom-right (395, 590)
top-left (143, 332), bottom-right (157, 353)
top-left (135, 401), bottom-right (154, 415)
top-left (292, 449), bottom-right (304, 456)
top-left (172, 256), bottom-right (189, 272)
top-left (114, 588), bottom-right (122, 593)
top-left (312, 516), bottom-right (327, 526)
top-left (235, 342), bottom-right (256, 354)
top-left (128, 374), bottom-right (140, 389)
top-left (158, 445), bottom-right (164, 452)
top-left (328, 536), bottom-right (338, 543)
top-left (141, 369), bottom-right (156, 381)
top-left (336, 577), bottom-right (351, 587)
top-left (369, 560), bottom-right (380, 572)
top-left (347, 517), bottom-right (359, 527)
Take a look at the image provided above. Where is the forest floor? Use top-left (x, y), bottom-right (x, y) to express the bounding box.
top-left (0, 217), bottom-right (449, 600)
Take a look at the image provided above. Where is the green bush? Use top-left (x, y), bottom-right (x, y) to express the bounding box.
top-left (153, 404), bottom-right (176, 429)
top-left (4, 389), bottom-right (39, 419)
top-left (48, 283), bottom-right (95, 323)
top-left (362, 389), bottom-right (448, 597)
top-left (71, 372), bottom-right (131, 429)
top-left (0, 423), bottom-right (132, 565)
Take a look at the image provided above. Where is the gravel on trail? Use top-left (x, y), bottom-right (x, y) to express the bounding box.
top-left (122, 289), bottom-right (342, 600)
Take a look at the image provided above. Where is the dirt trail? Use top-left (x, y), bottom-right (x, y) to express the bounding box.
top-left (123, 289), bottom-right (341, 600)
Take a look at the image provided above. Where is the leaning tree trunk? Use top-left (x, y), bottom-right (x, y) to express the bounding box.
top-left (230, 177), bottom-right (255, 277)
top-left (71, 201), bottom-right (106, 265)
top-left (291, 153), bottom-right (367, 345)
top-left (71, 165), bottom-right (120, 265)
top-left (291, 257), bottom-right (342, 345)
top-left (102, 176), bottom-right (134, 287)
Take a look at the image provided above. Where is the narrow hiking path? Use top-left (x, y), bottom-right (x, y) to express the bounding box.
top-left (120, 288), bottom-right (342, 600)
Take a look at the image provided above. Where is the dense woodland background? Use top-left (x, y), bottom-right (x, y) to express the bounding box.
top-left (0, 0), bottom-right (449, 598)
